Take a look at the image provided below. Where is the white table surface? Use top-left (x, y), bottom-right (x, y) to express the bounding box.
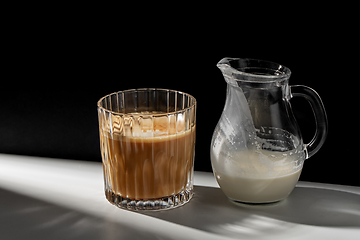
top-left (0, 154), bottom-right (359, 240)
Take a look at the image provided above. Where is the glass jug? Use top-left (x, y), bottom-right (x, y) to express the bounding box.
top-left (210, 58), bottom-right (328, 204)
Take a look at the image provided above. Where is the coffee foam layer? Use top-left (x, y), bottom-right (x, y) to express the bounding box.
top-left (105, 112), bottom-right (193, 142)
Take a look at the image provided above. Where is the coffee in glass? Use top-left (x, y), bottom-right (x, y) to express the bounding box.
top-left (98, 89), bottom-right (196, 210)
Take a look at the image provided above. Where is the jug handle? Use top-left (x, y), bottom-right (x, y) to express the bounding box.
top-left (290, 85), bottom-right (328, 159)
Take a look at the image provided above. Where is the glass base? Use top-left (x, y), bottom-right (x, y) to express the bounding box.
top-left (105, 188), bottom-right (193, 211)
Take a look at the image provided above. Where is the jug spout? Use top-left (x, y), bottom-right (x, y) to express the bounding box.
top-left (216, 57), bottom-right (238, 69)
top-left (216, 57), bottom-right (241, 87)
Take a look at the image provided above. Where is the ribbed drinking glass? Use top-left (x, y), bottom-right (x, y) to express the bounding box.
top-left (98, 89), bottom-right (196, 210)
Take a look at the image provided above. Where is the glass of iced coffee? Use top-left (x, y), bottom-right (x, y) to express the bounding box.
top-left (97, 89), bottom-right (196, 210)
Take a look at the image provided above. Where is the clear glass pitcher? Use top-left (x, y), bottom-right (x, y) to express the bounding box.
top-left (210, 58), bottom-right (328, 204)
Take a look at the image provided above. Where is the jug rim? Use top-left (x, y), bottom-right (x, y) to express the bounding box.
top-left (217, 58), bottom-right (291, 83)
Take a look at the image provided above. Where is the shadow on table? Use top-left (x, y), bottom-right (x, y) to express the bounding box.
top-left (144, 185), bottom-right (360, 238)
top-left (1, 184), bottom-right (359, 240)
top-left (0, 188), bottom-right (157, 240)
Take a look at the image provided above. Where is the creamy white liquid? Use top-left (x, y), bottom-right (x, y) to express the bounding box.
top-left (215, 169), bottom-right (302, 203)
top-left (212, 148), bottom-right (304, 203)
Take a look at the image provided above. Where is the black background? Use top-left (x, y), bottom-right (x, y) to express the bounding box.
top-left (1, 7), bottom-right (359, 186)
